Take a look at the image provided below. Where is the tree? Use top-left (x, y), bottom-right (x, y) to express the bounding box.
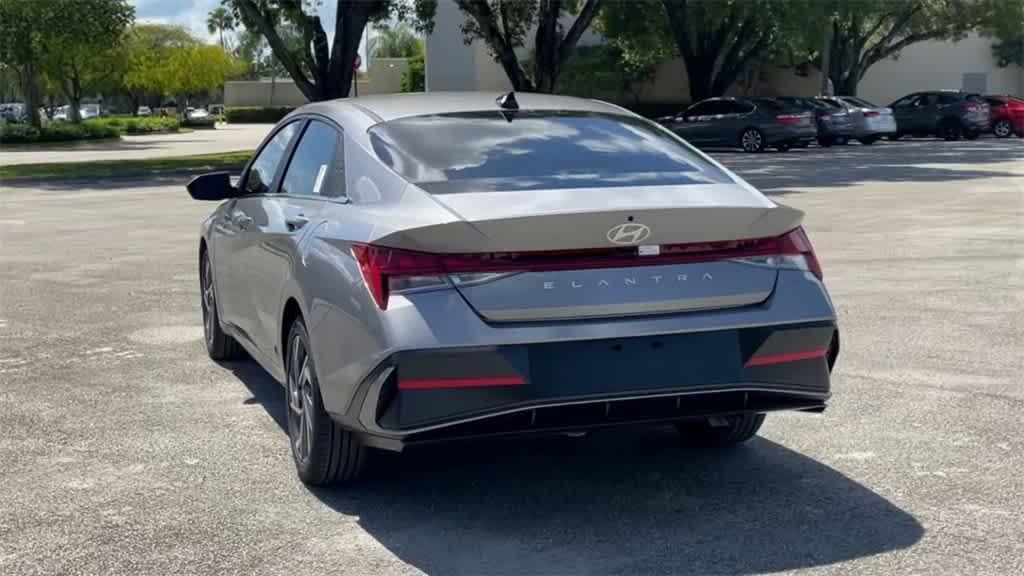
top-left (207, 6), bottom-right (237, 51)
top-left (601, 0), bottom-right (805, 103)
top-left (40, 0), bottom-right (134, 122)
top-left (451, 0), bottom-right (603, 93)
top-left (226, 0), bottom-right (433, 101)
top-left (0, 0), bottom-right (60, 128)
top-left (122, 24), bottom-right (198, 111)
top-left (166, 44), bottom-right (242, 111)
top-left (822, 1), bottom-right (979, 95)
top-left (977, 0), bottom-right (1024, 67)
top-left (369, 22), bottom-right (422, 58)
top-left (557, 44), bottom-right (656, 105)
top-left (401, 47), bottom-right (425, 92)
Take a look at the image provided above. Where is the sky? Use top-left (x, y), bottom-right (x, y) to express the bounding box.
top-left (129, 0), bottom-right (364, 68)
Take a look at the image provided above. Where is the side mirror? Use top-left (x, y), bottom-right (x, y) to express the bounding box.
top-left (187, 171), bottom-right (237, 201)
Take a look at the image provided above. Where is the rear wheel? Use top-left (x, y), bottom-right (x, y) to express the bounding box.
top-left (739, 127), bottom-right (765, 153)
top-left (939, 118), bottom-right (962, 141)
top-left (200, 250), bottom-right (241, 361)
top-left (286, 318), bottom-right (366, 485)
top-left (675, 413), bottom-right (765, 448)
top-left (816, 136), bottom-right (833, 147)
top-left (858, 135), bottom-right (879, 145)
top-left (993, 120), bottom-right (1013, 138)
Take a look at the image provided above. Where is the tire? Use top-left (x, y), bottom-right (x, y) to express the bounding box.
top-left (817, 136), bottom-right (833, 147)
top-left (794, 141), bottom-right (809, 148)
top-left (886, 133), bottom-right (902, 141)
top-left (993, 120), bottom-right (1013, 138)
top-left (963, 129), bottom-right (980, 140)
top-left (285, 318), bottom-right (366, 485)
top-left (675, 413), bottom-right (766, 448)
top-left (939, 118), bottom-right (962, 141)
top-left (775, 143), bottom-right (791, 152)
top-left (835, 136), bottom-right (849, 145)
top-left (739, 127), bottom-right (765, 153)
top-left (858, 135), bottom-right (878, 145)
top-left (200, 250), bottom-right (242, 361)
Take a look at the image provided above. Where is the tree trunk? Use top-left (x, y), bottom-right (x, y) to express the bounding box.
top-left (19, 64), bottom-right (42, 129)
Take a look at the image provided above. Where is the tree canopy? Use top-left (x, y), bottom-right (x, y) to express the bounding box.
top-left (369, 22), bottom-right (423, 58)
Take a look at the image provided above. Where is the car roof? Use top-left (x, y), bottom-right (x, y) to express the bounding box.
top-left (300, 91), bottom-right (630, 124)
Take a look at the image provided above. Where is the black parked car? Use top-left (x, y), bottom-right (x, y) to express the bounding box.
top-left (889, 90), bottom-right (990, 141)
top-left (764, 96), bottom-right (855, 147)
top-left (659, 97), bottom-right (815, 153)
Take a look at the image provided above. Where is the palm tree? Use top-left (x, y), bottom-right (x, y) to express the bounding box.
top-left (368, 22), bottom-right (422, 59)
top-left (206, 7), bottom-right (235, 51)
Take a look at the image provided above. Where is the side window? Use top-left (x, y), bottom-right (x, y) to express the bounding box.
top-left (734, 100), bottom-right (755, 113)
top-left (243, 121), bottom-right (300, 195)
top-left (917, 93), bottom-right (939, 106)
top-left (711, 101), bottom-right (736, 115)
top-left (891, 94), bottom-right (917, 108)
top-left (938, 93), bottom-right (959, 105)
top-left (280, 120), bottom-right (345, 198)
top-left (685, 101), bottom-right (715, 117)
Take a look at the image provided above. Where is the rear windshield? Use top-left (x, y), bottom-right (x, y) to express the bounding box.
top-left (367, 111), bottom-right (731, 194)
top-left (843, 97), bottom-right (877, 108)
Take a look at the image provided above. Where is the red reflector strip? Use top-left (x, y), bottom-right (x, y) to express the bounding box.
top-left (398, 376), bottom-right (526, 390)
top-left (745, 348), bottom-right (829, 367)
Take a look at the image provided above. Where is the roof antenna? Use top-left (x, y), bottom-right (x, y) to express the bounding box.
top-left (496, 91), bottom-right (519, 110)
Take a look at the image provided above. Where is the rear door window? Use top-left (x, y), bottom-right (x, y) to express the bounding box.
top-left (685, 101), bottom-right (716, 117)
top-left (280, 120), bottom-right (346, 198)
top-left (243, 121), bottom-right (300, 195)
top-left (368, 111), bottom-right (732, 194)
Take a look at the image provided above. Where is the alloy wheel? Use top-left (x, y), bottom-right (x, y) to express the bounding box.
top-left (741, 129), bottom-right (763, 152)
top-left (201, 256), bottom-right (216, 347)
top-left (994, 120), bottom-right (1012, 138)
top-left (287, 334), bottom-right (316, 464)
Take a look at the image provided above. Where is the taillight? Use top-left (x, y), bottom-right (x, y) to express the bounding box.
top-left (350, 244), bottom-right (448, 309)
top-left (351, 227), bottom-right (824, 309)
top-left (965, 102), bottom-right (980, 111)
top-left (863, 110), bottom-right (880, 118)
top-left (777, 114), bottom-right (803, 125)
top-left (820, 114), bottom-right (832, 121)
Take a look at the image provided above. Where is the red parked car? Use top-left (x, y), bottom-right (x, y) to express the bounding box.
top-left (983, 95), bottom-right (1024, 138)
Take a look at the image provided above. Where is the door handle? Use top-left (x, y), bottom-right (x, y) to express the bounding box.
top-left (285, 214), bottom-right (308, 231)
top-left (231, 212), bottom-right (253, 229)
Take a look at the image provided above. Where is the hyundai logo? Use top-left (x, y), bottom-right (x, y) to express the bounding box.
top-left (606, 222), bottom-right (651, 245)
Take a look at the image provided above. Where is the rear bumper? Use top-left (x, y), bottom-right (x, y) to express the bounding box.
top-left (341, 320), bottom-right (838, 450)
top-left (764, 125), bottom-right (816, 145)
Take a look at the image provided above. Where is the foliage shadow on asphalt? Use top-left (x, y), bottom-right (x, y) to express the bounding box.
top-left (228, 358), bottom-right (924, 576)
top-left (713, 139), bottom-right (1022, 194)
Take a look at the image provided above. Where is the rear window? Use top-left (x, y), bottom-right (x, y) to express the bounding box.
top-left (367, 111), bottom-right (731, 194)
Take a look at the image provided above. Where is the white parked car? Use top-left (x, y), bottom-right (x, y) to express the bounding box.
top-left (187, 108), bottom-right (211, 120)
top-left (137, 106), bottom-right (152, 117)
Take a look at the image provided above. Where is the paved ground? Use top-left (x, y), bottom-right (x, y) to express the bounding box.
top-left (1, 138), bottom-right (1022, 575)
top-left (0, 123), bottom-right (272, 166)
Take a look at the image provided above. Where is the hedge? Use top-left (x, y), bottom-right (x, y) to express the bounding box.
top-left (95, 116), bottom-right (180, 134)
top-left (225, 106), bottom-right (294, 123)
top-left (0, 121), bottom-right (121, 144)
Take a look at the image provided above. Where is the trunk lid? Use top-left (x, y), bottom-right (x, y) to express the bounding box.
top-left (370, 184), bottom-right (803, 322)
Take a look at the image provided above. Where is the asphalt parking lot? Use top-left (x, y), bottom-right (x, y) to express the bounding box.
top-left (1, 138), bottom-right (1022, 575)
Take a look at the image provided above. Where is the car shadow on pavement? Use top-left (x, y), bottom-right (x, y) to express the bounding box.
top-left (229, 360), bottom-right (924, 575)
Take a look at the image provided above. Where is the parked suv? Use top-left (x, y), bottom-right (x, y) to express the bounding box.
top-left (983, 95), bottom-right (1024, 138)
top-left (889, 90), bottom-right (990, 140)
top-left (660, 97), bottom-right (815, 152)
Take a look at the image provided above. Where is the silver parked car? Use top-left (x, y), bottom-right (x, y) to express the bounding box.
top-left (189, 92), bottom-right (840, 485)
top-left (818, 96), bottom-right (897, 144)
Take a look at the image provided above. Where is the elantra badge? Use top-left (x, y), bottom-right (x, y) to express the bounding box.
top-left (607, 222), bottom-right (651, 245)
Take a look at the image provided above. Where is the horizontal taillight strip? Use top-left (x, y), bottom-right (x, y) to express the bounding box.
top-left (398, 376), bottom-right (526, 390)
top-left (745, 348), bottom-right (829, 367)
